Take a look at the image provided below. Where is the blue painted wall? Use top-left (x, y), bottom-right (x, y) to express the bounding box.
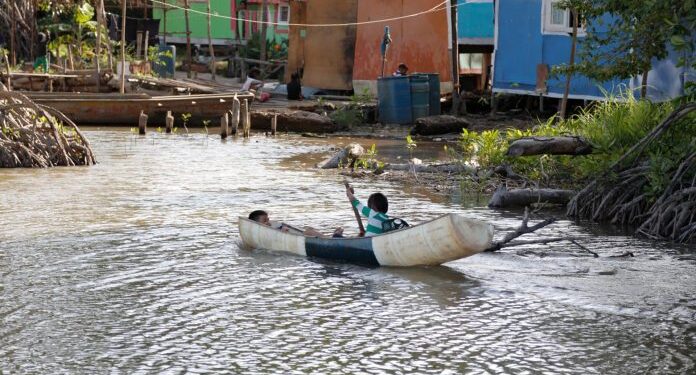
top-left (458, 0), bottom-right (494, 42)
top-left (493, 0), bottom-right (693, 101)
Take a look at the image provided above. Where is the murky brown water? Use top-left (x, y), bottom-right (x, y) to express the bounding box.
top-left (1, 129), bottom-right (695, 374)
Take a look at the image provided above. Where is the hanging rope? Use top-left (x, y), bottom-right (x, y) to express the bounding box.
top-left (149, 0), bottom-right (454, 28)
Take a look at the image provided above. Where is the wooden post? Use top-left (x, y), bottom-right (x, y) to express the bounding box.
top-left (136, 31), bottom-right (143, 60)
top-left (184, 0), bottom-right (192, 79)
top-left (560, 8), bottom-right (578, 119)
top-left (95, 0), bottom-right (103, 92)
top-left (260, 0), bottom-right (269, 62)
top-left (165, 110), bottom-right (174, 133)
top-left (100, 0), bottom-right (113, 72)
top-left (220, 113), bottom-right (229, 139)
top-left (231, 94), bottom-right (241, 135)
top-left (449, 0), bottom-right (464, 115)
top-left (539, 94), bottom-right (544, 113)
top-left (144, 31), bottom-right (150, 62)
top-left (206, 0), bottom-right (217, 81)
top-left (120, 0), bottom-right (127, 94)
top-left (271, 114), bottom-right (277, 136)
top-left (163, 7), bottom-right (168, 45)
top-left (241, 99), bottom-right (250, 138)
top-left (139, 111), bottom-right (148, 135)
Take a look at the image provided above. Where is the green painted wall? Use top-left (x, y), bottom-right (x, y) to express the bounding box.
top-left (153, 1), bottom-right (289, 44)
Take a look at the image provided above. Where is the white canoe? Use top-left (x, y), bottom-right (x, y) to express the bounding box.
top-left (238, 213), bottom-right (494, 267)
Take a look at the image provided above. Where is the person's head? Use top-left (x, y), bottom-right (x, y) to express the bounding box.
top-left (291, 72), bottom-right (301, 82)
top-left (397, 63), bottom-right (408, 75)
top-left (367, 193), bottom-right (388, 214)
top-left (248, 210), bottom-right (270, 225)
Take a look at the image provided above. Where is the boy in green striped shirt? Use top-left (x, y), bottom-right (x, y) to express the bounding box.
top-left (346, 185), bottom-right (390, 237)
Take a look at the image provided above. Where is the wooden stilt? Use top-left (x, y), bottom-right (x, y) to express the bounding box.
top-left (241, 99), bottom-right (250, 138)
top-left (136, 32), bottom-right (143, 60)
top-left (165, 111), bottom-right (174, 133)
top-left (271, 114), bottom-right (277, 136)
top-left (231, 95), bottom-right (240, 135)
top-left (139, 110), bottom-right (148, 135)
top-left (220, 113), bottom-right (229, 139)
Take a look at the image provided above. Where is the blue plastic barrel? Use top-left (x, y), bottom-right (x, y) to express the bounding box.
top-left (377, 76), bottom-right (412, 124)
top-left (409, 75), bottom-right (430, 121)
top-left (426, 73), bottom-right (441, 115)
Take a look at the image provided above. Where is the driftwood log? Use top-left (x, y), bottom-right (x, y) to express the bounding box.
top-left (489, 186), bottom-right (575, 208)
top-left (410, 115), bottom-right (471, 136)
top-left (317, 144), bottom-right (365, 169)
top-left (0, 84), bottom-right (96, 168)
top-left (506, 136), bottom-right (593, 156)
top-left (251, 110), bottom-right (339, 133)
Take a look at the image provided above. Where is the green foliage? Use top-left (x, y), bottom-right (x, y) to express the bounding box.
top-left (241, 32), bottom-right (288, 62)
top-left (457, 95), bottom-right (694, 192)
top-left (554, 1), bottom-right (694, 99)
top-left (329, 107), bottom-right (364, 128)
top-left (329, 88), bottom-right (375, 128)
top-left (354, 144), bottom-right (384, 172)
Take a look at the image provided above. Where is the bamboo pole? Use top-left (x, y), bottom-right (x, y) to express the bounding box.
top-left (231, 94), bottom-right (240, 135)
top-left (184, 0), bottom-right (192, 79)
top-left (206, 0), bottom-right (216, 81)
top-left (120, 0), bottom-right (127, 94)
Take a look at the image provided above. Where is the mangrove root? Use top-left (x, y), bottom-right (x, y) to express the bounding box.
top-left (568, 103), bottom-right (696, 244)
top-left (0, 83), bottom-right (95, 168)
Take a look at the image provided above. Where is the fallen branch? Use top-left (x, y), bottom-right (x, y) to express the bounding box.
top-left (486, 207), bottom-right (557, 251)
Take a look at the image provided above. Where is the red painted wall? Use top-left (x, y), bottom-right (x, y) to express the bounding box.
top-left (353, 0), bottom-right (452, 84)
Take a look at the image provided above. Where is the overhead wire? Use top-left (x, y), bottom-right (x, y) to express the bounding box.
top-left (148, 0), bottom-right (455, 28)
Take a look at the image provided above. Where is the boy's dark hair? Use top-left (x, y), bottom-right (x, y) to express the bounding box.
top-left (248, 210), bottom-right (268, 222)
top-left (291, 72), bottom-right (300, 81)
top-left (367, 193), bottom-right (388, 213)
top-left (398, 63), bottom-right (408, 70)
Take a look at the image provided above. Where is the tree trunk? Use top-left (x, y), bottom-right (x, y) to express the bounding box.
top-left (120, 0), bottom-right (127, 94)
top-left (260, 0), bottom-right (269, 62)
top-left (641, 67), bottom-right (649, 99)
top-left (560, 8), bottom-right (578, 119)
top-left (489, 186), bottom-right (576, 208)
top-left (206, 0), bottom-right (216, 81)
top-left (506, 136), bottom-right (593, 156)
top-left (10, 0), bottom-right (17, 66)
top-left (184, 0), bottom-right (192, 79)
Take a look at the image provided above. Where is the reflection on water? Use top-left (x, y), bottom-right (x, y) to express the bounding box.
top-left (1, 129), bottom-right (694, 373)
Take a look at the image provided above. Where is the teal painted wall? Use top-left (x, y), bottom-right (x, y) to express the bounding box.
top-left (457, 0), bottom-right (494, 40)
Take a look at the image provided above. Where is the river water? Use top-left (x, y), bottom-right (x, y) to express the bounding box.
top-left (1, 129), bottom-right (694, 374)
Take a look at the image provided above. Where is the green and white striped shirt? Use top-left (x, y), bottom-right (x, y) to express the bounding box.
top-left (352, 199), bottom-right (389, 236)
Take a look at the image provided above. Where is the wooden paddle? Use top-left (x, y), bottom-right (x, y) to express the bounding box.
top-left (344, 181), bottom-right (366, 237)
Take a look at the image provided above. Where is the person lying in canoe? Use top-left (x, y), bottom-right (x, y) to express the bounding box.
top-left (248, 210), bottom-right (290, 232)
top-left (249, 210), bottom-right (341, 237)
